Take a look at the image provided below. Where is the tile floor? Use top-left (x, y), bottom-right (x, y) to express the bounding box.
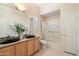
top-left (33, 41), bottom-right (74, 56)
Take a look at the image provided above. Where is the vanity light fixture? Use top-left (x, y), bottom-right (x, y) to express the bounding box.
top-left (14, 4), bottom-right (26, 12)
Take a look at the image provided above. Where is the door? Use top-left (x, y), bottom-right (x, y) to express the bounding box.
top-left (0, 45), bottom-right (15, 56)
top-left (61, 4), bottom-right (77, 54)
top-left (16, 41), bottom-right (28, 56)
top-left (27, 39), bottom-right (35, 56)
top-left (34, 37), bottom-right (40, 52)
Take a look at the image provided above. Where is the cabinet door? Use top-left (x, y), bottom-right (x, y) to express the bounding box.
top-left (16, 41), bottom-right (28, 56)
top-left (0, 45), bottom-right (15, 56)
top-left (34, 38), bottom-right (40, 52)
top-left (28, 39), bottom-right (35, 56)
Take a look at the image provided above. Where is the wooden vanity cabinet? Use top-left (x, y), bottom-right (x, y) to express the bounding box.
top-left (0, 36), bottom-right (40, 56)
top-left (15, 41), bottom-right (28, 56)
top-left (27, 39), bottom-right (35, 56)
top-left (0, 45), bottom-right (15, 56)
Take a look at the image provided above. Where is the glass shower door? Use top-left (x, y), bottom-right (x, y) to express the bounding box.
top-left (42, 18), bottom-right (60, 42)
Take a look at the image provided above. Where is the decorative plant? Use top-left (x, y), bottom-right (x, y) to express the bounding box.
top-left (10, 23), bottom-right (26, 38)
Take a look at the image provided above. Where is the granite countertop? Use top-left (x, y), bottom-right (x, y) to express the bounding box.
top-left (0, 36), bottom-right (40, 48)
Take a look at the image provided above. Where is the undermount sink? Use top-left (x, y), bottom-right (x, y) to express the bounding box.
top-left (24, 34), bottom-right (35, 38)
top-left (0, 36), bottom-right (20, 44)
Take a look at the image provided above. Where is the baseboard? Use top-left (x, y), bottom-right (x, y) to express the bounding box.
top-left (64, 51), bottom-right (77, 56)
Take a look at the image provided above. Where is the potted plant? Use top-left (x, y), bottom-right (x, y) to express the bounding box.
top-left (10, 23), bottom-right (26, 39)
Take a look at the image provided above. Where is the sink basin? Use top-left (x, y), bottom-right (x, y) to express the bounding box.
top-left (0, 36), bottom-right (20, 44)
top-left (24, 34), bottom-right (35, 38)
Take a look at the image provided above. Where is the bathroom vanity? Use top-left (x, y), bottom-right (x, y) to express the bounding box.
top-left (0, 36), bottom-right (40, 56)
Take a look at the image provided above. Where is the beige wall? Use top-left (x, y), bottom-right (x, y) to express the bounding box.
top-left (76, 4), bottom-right (79, 55)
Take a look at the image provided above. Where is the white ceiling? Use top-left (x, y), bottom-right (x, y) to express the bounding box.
top-left (35, 3), bottom-right (58, 7)
top-left (41, 10), bottom-right (60, 17)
